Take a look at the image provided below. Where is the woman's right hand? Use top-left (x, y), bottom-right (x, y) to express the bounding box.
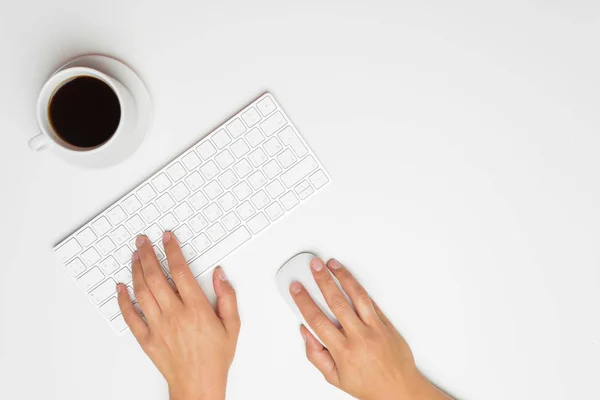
top-left (291, 257), bottom-right (451, 400)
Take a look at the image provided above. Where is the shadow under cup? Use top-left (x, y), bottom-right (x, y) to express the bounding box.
top-left (48, 75), bottom-right (121, 149)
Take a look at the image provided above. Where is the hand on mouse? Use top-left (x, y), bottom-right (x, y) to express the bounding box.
top-left (291, 258), bottom-right (451, 400)
top-left (116, 232), bottom-right (240, 400)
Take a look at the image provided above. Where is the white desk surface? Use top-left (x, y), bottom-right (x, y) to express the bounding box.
top-left (1, 2), bottom-right (599, 399)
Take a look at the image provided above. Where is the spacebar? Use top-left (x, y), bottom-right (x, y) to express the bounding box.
top-left (188, 226), bottom-right (251, 277)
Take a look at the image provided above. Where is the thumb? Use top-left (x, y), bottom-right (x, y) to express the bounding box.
top-left (213, 267), bottom-right (241, 335)
top-left (300, 325), bottom-right (340, 387)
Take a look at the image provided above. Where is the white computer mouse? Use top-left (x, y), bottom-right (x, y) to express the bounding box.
top-left (276, 252), bottom-right (352, 345)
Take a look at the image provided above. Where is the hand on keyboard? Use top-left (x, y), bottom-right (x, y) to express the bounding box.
top-left (291, 258), bottom-right (452, 400)
top-left (116, 232), bottom-right (240, 400)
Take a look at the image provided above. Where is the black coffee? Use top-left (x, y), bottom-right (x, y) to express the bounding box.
top-left (49, 76), bottom-right (121, 148)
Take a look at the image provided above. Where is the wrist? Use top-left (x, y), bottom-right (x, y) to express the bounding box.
top-left (168, 379), bottom-right (227, 400)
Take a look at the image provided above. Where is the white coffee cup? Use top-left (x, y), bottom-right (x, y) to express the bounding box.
top-left (29, 66), bottom-right (140, 167)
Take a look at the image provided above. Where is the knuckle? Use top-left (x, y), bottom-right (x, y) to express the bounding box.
top-left (310, 314), bottom-right (328, 330)
top-left (329, 296), bottom-right (348, 313)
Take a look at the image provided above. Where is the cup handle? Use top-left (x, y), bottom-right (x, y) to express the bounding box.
top-left (28, 134), bottom-right (51, 152)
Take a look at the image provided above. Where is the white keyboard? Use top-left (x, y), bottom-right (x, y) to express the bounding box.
top-left (54, 93), bottom-right (330, 334)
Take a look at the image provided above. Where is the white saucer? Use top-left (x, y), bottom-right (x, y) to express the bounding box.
top-left (52, 54), bottom-right (153, 168)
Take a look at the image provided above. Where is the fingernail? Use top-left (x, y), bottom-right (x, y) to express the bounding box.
top-left (132, 251), bottom-right (139, 262)
top-left (163, 231), bottom-right (172, 244)
top-left (217, 267), bottom-right (228, 281)
top-left (300, 329), bottom-right (307, 342)
top-left (136, 236), bottom-right (146, 247)
top-left (116, 283), bottom-right (124, 293)
top-left (290, 281), bottom-right (303, 294)
top-left (311, 258), bottom-right (324, 272)
top-left (328, 259), bottom-right (342, 270)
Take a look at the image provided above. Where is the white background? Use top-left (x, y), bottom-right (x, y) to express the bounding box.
top-left (1, 1), bottom-right (599, 399)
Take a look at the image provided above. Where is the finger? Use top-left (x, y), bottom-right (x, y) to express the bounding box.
top-left (132, 251), bottom-right (161, 321)
top-left (116, 283), bottom-right (149, 339)
top-left (162, 232), bottom-right (211, 307)
top-left (135, 235), bottom-right (180, 311)
top-left (326, 259), bottom-right (379, 325)
top-left (373, 301), bottom-right (392, 327)
top-left (300, 325), bottom-right (340, 387)
top-left (310, 257), bottom-right (362, 331)
top-left (213, 267), bottom-right (241, 335)
top-left (290, 282), bottom-right (345, 347)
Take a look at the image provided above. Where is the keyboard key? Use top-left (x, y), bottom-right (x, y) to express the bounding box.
top-left (185, 171), bottom-right (205, 191)
top-left (96, 237), bottom-right (116, 256)
top-left (114, 267), bottom-right (132, 284)
top-left (222, 212), bottom-right (241, 231)
top-left (111, 314), bottom-right (128, 333)
top-left (152, 173), bottom-right (172, 193)
top-left (263, 137), bottom-right (283, 156)
top-left (245, 128), bottom-right (264, 147)
top-left (263, 160), bottom-right (282, 179)
top-left (90, 279), bottom-right (116, 304)
top-left (233, 159), bottom-right (252, 178)
top-left (159, 213), bottom-right (179, 231)
top-left (174, 202), bottom-right (194, 221)
top-left (188, 226), bottom-right (251, 276)
top-left (66, 258), bottom-right (86, 276)
top-left (182, 152), bottom-right (201, 170)
top-left (295, 180), bottom-right (315, 200)
top-left (100, 297), bottom-right (120, 319)
top-left (204, 203), bottom-right (224, 222)
top-left (200, 160), bottom-right (220, 180)
top-left (167, 162), bottom-right (187, 182)
top-left (109, 226), bottom-right (130, 245)
top-left (250, 190), bottom-right (270, 209)
top-left (230, 139), bottom-right (250, 158)
top-left (197, 141), bottom-right (217, 160)
top-left (144, 224), bottom-right (163, 243)
top-left (218, 170), bottom-right (238, 189)
top-left (309, 170), bottom-right (329, 189)
top-left (204, 181), bottom-right (223, 200)
top-left (265, 202), bottom-right (284, 221)
top-left (242, 107), bottom-right (261, 127)
top-left (137, 184), bottom-right (157, 203)
top-left (226, 118), bottom-right (246, 138)
top-left (107, 206), bottom-right (127, 225)
top-left (248, 170), bottom-right (267, 189)
top-left (141, 204), bottom-right (161, 223)
top-left (189, 191), bottom-right (209, 210)
top-left (96, 260), bottom-right (119, 278)
top-left (78, 267), bottom-right (104, 291)
top-left (174, 224), bottom-right (194, 243)
top-left (81, 247), bottom-right (101, 267)
top-left (260, 111), bottom-right (286, 136)
top-left (56, 238), bottom-right (82, 263)
top-left (281, 156), bottom-right (318, 188)
top-left (181, 244), bottom-right (197, 260)
top-left (277, 149), bottom-right (296, 168)
top-left (266, 179), bottom-right (285, 198)
top-left (171, 182), bottom-right (191, 202)
top-left (114, 246), bottom-right (133, 264)
top-left (280, 191), bottom-right (299, 210)
top-left (91, 217), bottom-right (112, 237)
top-left (248, 148), bottom-right (267, 167)
top-left (215, 150), bottom-right (235, 169)
top-left (233, 181), bottom-right (252, 200)
top-left (236, 201), bottom-right (255, 220)
top-left (153, 245), bottom-right (166, 260)
top-left (212, 129), bottom-right (231, 149)
top-left (278, 126), bottom-right (308, 157)
top-left (77, 228), bottom-right (97, 247)
top-left (189, 214), bottom-right (209, 233)
top-left (125, 215), bottom-right (146, 233)
top-left (192, 233), bottom-right (211, 253)
top-left (247, 213), bottom-right (269, 234)
top-left (207, 223), bottom-right (226, 242)
top-left (257, 96), bottom-right (277, 116)
top-left (156, 193), bottom-right (176, 212)
top-left (217, 192), bottom-right (238, 212)
top-left (122, 195), bottom-right (142, 214)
